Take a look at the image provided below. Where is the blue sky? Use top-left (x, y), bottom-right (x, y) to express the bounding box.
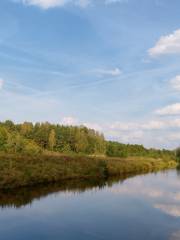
top-left (1, 0), bottom-right (180, 149)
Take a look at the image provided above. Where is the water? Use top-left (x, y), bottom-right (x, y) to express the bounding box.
top-left (1, 170), bottom-right (180, 240)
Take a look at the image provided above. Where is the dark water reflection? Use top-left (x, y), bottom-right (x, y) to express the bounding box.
top-left (0, 175), bottom-right (134, 208)
top-left (1, 170), bottom-right (180, 240)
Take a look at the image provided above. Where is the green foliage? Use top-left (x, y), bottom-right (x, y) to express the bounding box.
top-left (0, 127), bottom-right (8, 151)
top-left (106, 142), bottom-right (128, 158)
top-left (6, 133), bottom-right (25, 153)
top-left (106, 141), bottom-right (175, 160)
top-left (61, 143), bottom-right (72, 154)
top-left (20, 122), bottom-right (33, 138)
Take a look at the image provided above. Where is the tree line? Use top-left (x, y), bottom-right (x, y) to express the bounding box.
top-left (0, 120), bottom-right (106, 155)
top-left (0, 120), bottom-right (176, 159)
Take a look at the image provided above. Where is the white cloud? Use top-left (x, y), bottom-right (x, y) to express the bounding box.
top-left (148, 29), bottom-right (180, 57)
top-left (105, 0), bottom-right (126, 4)
top-left (61, 117), bottom-right (103, 130)
top-left (170, 75), bottom-right (180, 91)
top-left (142, 120), bottom-right (166, 130)
top-left (40, 115), bottom-right (180, 147)
top-left (94, 68), bottom-right (122, 77)
top-left (0, 78), bottom-right (4, 90)
top-left (61, 118), bottom-right (180, 134)
top-left (83, 122), bottom-right (102, 131)
top-left (110, 122), bottom-right (138, 131)
top-left (61, 116), bottom-right (78, 125)
top-left (155, 103), bottom-right (180, 116)
top-left (14, 0), bottom-right (125, 8)
top-left (118, 130), bottom-right (144, 142)
top-left (143, 119), bottom-right (180, 130)
top-left (101, 118), bottom-right (180, 148)
top-left (15, 0), bottom-right (90, 9)
top-left (168, 119), bottom-right (180, 128)
top-left (144, 119), bottom-right (180, 130)
top-left (109, 120), bottom-right (167, 131)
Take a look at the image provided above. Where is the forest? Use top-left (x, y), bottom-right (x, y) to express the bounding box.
top-left (0, 120), bottom-right (177, 189)
top-left (0, 120), bottom-right (175, 160)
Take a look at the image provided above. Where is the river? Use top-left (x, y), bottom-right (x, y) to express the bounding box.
top-left (0, 169), bottom-right (180, 240)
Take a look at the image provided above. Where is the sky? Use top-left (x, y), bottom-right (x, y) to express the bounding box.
top-left (1, 0), bottom-right (180, 149)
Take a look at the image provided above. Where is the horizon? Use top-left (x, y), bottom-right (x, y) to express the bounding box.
top-left (1, 0), bottom-right (180, 149)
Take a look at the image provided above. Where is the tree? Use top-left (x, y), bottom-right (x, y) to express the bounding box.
top-left (74, 128), bottom-right (88, 153)
top-left (48, 129), bottom-right (56, 151)
top-left (20, 122), bottom-right (33, 137)
top-left (6, 133), bottom-right (25, 153)
top-left (33, 122), bottom-right (50, 148)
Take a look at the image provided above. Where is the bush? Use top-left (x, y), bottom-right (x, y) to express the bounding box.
top-left (23, 141), bottom-right (42, 156)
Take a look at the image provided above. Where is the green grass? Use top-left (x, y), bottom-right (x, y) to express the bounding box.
top-left (0, 153), bottom-right (177, 189)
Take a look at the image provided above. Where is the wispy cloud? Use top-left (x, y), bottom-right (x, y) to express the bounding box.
top-left (148, 29), bottom-right (180, 57)
top-left (93, 67), bottom-right (122, 77)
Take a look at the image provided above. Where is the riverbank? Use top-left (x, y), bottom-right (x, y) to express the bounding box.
top-left (0, 154), bottom-right (177, 189)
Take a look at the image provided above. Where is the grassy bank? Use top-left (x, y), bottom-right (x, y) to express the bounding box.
top-left (0, 154), bottom-right (177, 189)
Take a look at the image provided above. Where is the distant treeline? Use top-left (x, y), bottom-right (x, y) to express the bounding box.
top-left (106, 141), bottom-right (175, 160)
top-left (0, 120), bottom-right (176, 159)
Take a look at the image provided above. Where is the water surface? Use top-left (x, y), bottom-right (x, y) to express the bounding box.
top-left (1, 170), bottom-right (180, 240)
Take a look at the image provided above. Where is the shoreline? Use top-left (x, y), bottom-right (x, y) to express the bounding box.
top-left (0, 154), bottom-right (177, 189)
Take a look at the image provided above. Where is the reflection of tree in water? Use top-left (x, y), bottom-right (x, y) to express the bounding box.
top-left (176, 166), bottom-right (180, 178)
top-left (0, 173), bottom-right (139, 209)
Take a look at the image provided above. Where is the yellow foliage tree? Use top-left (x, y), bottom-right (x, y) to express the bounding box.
top-left (48, 129), bottom-right (56, 151)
